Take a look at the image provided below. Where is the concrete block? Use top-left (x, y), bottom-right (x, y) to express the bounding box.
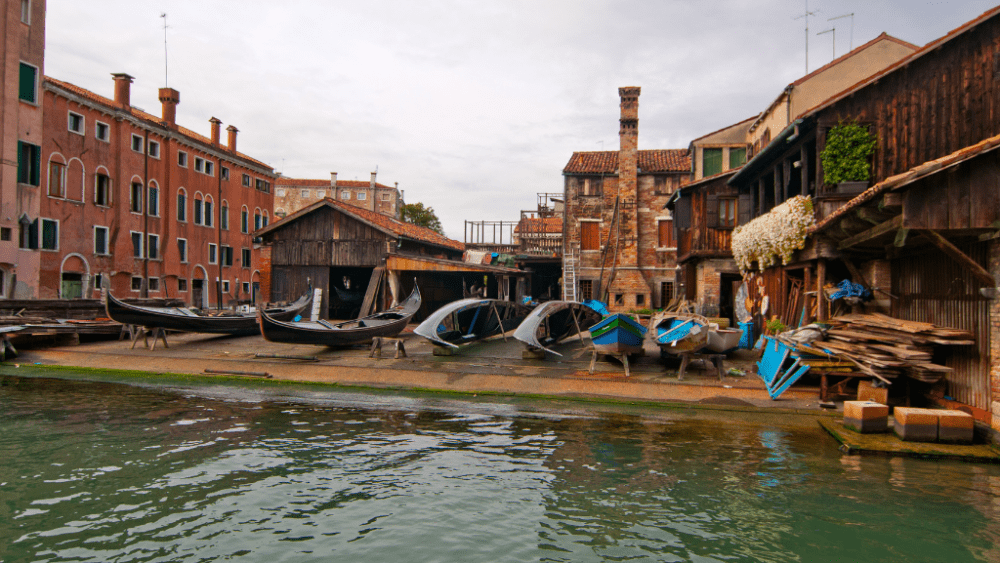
top-left (843, 400), bottom-right (889, 433)
top-left (857, 380), bottom-right (888, 404)
top-left (894, 407), bottom-right (938, 442)
top-left (432, 346), bottom-right (456, 356)
top-left (522, 348), bottom-right (546, 360)
top-left (937, 410), bottom-right (974, 444)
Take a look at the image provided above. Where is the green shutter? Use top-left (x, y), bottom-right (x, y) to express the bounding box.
top-left (729, 147), bottom-right (746, 169)
top-left (19, 63), bottom-right (36, 103)
top-left (17, 142), bottom-right (27, 183)
top-left (703, 148), bottom-right (723, 176)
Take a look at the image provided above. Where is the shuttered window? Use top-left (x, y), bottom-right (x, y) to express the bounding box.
top-left (17, 141), bottom-right (40, 185)
top-left (729, 147), bottom-right (746, 169)
top-left (719, 198), bottom-right (736, 228)
top-left (703, 148), bottom-right (723, 177)
top-left (658, 220), bottom-right (674, 247)
top-left (19, 63), bottom-right (37, 103)
top-left (580, 221), bottom-right (599, 251)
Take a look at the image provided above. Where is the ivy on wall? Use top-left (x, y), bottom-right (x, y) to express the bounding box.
top-left (820, 121), bottom-right (877, 185)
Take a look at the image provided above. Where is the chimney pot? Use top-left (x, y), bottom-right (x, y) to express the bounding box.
top-left (111, 73), bottom-right (135, 108)
top-left (158, 87), bottom-right (180, 126)
top-left (330, 172), bottom-right (338, 189)
top-left (370, 171), bottom-right (377, 189)
top-left (209, 117), bottom-right (222, 146)
top-left (226, 125), bottom-right (238, 152)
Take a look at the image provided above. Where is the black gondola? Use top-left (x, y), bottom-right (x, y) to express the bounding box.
top-left (258, 284), bottom-right (421, 346)
top-left (105, 290), bottom-right (312, 336)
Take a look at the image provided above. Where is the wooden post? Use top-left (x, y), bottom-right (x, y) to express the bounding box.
top-left (804, 266), bottom-right (813, 323)
top-left (817, 258), bottom-right (827, 321)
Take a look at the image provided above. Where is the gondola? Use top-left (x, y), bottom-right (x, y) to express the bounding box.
top-left (512, 301), bottom-right (602, 355)
top-left (414, 298), bottom-right (531, 349)
top-left (258, 284), bottom-right (421, 346)
top-left (105, 290), bottom-right (312, 336)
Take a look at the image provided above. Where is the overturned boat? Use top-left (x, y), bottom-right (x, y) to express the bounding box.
top-left (105, 290), bottom-right (312, 336)
top-left (650, 312), bottom-right (710, 356)
top-left (414, 298), bottom-right (530, 349)
top-left (259, 285), bottom-right (421, 346)
top-left (513, 301), bottom-right (602, 355)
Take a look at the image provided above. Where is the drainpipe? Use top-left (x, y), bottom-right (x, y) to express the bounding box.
top-left (217, 156), bottom-right (223, 311)
top-left (142, 129), bottom-right (149, 298)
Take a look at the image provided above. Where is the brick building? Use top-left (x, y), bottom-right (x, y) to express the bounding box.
top-left (38, 73), bottom-right (277, 306)
top-left (1, 0), bottom-right (46, 298)
top-left (562, 87), bottom-right (690, 311)
top-left (274, 172), bottom-right (401, 219)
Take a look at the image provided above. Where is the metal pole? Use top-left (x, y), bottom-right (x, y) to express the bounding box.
top-left (142, 129), bottom-right (149, 298)
top-left (217, 156), bottom-right (223, 311)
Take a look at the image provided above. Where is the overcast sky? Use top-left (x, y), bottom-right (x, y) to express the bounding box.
top-left (46, 1), bottom-right (998, 240)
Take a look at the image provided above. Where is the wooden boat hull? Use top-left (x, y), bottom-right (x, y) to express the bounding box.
top-left (652, 313), bottom-right (710, 355)
top-left (105, 291), bottom-right (311, 336)
top-left (706, 327), bottom-right (742, 353)
top-left (414, 298), bottom-right (531, 348)
top-left (512, 301), bottom-right (602, 355)
top-left (589, 314), bottom-right (647, 355)
top-left (259, 285), bottom-right (421, 346)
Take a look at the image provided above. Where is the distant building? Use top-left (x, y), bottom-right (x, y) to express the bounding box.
top-left (274, 173), bottom-right (401, 219)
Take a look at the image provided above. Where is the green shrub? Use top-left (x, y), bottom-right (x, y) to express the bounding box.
top-left (820, 121), bottom-right (877, 184)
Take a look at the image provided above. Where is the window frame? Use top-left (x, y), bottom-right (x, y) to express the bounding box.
top-left (94, 225), bottom-right (110, 255)
top-left (131, 134), bottom-right (144, 153)
top-left (220, 201), bottom-right (229, 230)
top-left (40, 218), bottom-right (59, 251)
top-left (242, 173), bottom-right (251, 187)
top-left (657, 218), bottom-right (675, 249)
top-left (703, 147), bottom-right (723, 177)
top-left (67, 111), bottom-right (85, 135)
top-left (48, 160), bottom-right (67, 198)
top-left (193, 195), bottom-right (203, 226)
top-left (147, 277), bottom-right (160, 292)
top-left (177, 238), bottom-right (188, 263)
top-left (18, 61), bottom-right (38, 104)
top-left (194, 157), bottom-right (204, 173)
top-left (356, 191), bottom-right (367, 201)
top-left (241, 248), bottom-right (251, 268)
top-left (130, 181), bottom-right (143, 214)
top-left (17, 141), bottom-right (41, 185)
top-left (718, 197), bottom-right (737, 229)
top-left (176, 189), bottom-right (187, 222)
top-left (130, 231), bottom-right (143, 258)
top-left (94, 173), bottom-right (112, 207)
top-left (131, 276), bottom-right (143, 292)
top-left (204, 161), bottom-right (214, 176)
top-left (147, 233), bottom-right (160, 260)
top-left (579, 220), bottom-right (600, 252)
top-left (147, 140), bottom-right (160, 159)
top-left (177, 150), bottom-right (188, 168)
top-left (21, 0), bottom-right (30, 24)
top-left (241, 207), bottom-right (249, 233)
top-left (95, 120), bottom-right (110, 143)
top-left (208, 243), bottom-right (218, 265)
top-left (221, 166), bottom-right (230, 180)
top-left (178, 278), bottom-right (188, 292)
top-left (340, 190), bottom-right (350, 200)
top-left (147, 183), bottom-right (159, 217)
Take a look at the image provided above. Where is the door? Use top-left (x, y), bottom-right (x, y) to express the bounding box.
top-left (192, 279), bottom-right (205, 309)
top-left (61, 273), bottom-right (83, 299)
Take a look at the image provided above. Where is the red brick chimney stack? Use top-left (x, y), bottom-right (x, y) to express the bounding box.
top-left (158, 87), bottom-right (180, 127)
top-left (370, 171), bottom-right (377, 190)
top-left (618, 86), bottom-right (640, 203)
top-left (111, 73), bottom-right (134, 108)
top-left (330, 172), bottom-right (338, 189)
top-left (226, 125), bottom-right (238, 152)
top-left (209, 117), bottom-right (222, 146)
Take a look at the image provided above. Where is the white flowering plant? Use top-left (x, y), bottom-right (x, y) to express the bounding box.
top-left (731, 195), bottom-right (815, 272)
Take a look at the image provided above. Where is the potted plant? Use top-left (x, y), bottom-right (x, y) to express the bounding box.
top-left (820, 120), bottom-right (877, 195)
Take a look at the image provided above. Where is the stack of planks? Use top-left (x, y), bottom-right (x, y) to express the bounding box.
top-left (778, 313), bottom-right (973, 384)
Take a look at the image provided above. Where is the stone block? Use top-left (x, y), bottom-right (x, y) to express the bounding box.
top-left (843, 400), bottom-right (889, 433)
top-left (937, 410), bottom-right (974, 444)
top-left (893, 407), bottom-right (938, 442)
top-left (857, 380), bottom-right (888, 404)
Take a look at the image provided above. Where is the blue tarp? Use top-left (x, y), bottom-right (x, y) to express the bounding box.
top-left (582, 300), bottom-right (609, 316)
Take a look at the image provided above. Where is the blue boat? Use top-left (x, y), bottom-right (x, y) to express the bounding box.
top-left (650, 312), bottom-right (710, 356)
top-left (589, 313), bottom-right (647, 356)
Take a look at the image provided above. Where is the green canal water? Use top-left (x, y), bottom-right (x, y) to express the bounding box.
top-left (2, 372), bottom-right (999, 563)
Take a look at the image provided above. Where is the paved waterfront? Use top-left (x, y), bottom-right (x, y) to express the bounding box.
top-left (11, 327), bottom-right (824, 412)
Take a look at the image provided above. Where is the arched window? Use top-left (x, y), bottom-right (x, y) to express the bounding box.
top-left (193, 192), bottom-right (204, 225)
top-left (47, 154), bottom-right (67, 198)
top-left (94, 166), bottom-right (112, 207)
top-left (254, 208), bottom-right (262, 231)
top-left (130, 177), bottom-right (144, 214)
top-left (147, 180), bottom-right (159, 217)
top-left (221, 199), bottom-right (229, 230)
top-left (262, 210), bottom-right (269, 227)
top-left (204, 195), bottom-right (214, 227)
top-left (241, 205), bottom-right (249, 233)
top-left (177, 188), bottom-right (187, 222)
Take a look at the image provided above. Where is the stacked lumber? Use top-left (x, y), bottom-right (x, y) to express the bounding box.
top-left (780, 313), bottom-right (973, 384)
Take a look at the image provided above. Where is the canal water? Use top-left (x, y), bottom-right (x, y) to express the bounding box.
top-left (2, 374), bottom-right (999, 563)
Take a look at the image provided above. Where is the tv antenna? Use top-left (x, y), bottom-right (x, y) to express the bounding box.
top-left (794, 0), bottom-right (819, 74)
top-left (160, 13), bottom-right (169, 87)
top-left (817, 27), bottom-right (835, 60)
top-left (829, 13), bottom-right (855, 51)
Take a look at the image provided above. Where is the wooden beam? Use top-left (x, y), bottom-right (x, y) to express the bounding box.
top-left (921, 230), bottom-right (995, 287)
top-left (841, 258), bottom-right (870, 288)
top-left (882, 192), bottom-right (903, 209)
top-left (838, 215), bottom-right (903, 250)
top-left (817, 258), bottom-right (827, 321)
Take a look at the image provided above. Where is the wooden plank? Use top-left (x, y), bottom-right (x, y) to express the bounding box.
top-left (920, 229), bottom-right (995, 287)
top-left (358, 267), bottom-right (384, 317)
top-left (838, 215), bottom-right (903, 250)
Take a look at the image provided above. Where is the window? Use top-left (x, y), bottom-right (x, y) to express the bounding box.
top-left (241, 208), bottom-right (249, 233)
top-left (315, 190), bottom-right (325, 198)
top-left (205, 161), bottom-right (214, 176)
top-left (130, 182), bottom-right (143, 213)
top-left (48, 161), bottom-right (66, 198)
top-left (341, 190), bottom-right (350, 200)
top-left (131, 134), bottom-right (143, 153)
top-left (300, 189), bottom-right (310, 198)
top-left (208, 243), bottom-right (217, 264)
top-left (614, 294), bottom-right (624, 306)
top-left (177, 190), bottom-right (186, 222)
top-left (221, 245), bottom-right (233, 267)
top-left (94, 226), bottom-right (109, 255)
top-left (148, 278), bottom-right (160, 292)
top-left (19, 62), bottom-right (37, 103)
top-left (581, 177), bottom-right (602, 197)
top-left (658, 219), bottom-right (674, 248)
top-left (254, 210), bottom-right (262, 231)
top-left (703, 148), bottom-right (723, 177)
top-left (221, 280), bottom-right (231, 293)
top-left (719, 198), bottom-right (737, 228)
top-left (0, 227), bottom-right (11, 241)
top-left (147, 141), bottom-right (160, 158)
top-left (177, 238), bottom-right (188, 263)
top-left (221, 166), bottom-right (229, 180)
top-left (276, 188), bottom-right (285, 197)
top-left (241, 248), bottom-right (251, 267)
top-left (178, 278), bottom-right (188, 292)
top-left (95, 121), bottom-right (110, 142)
top-left (40, 218), bottom-right (58, 250)
top-left (729, 147), bottom-right (746, 169)
top-left (221, 201), bottom-right (229, 230)
top-left (580, 221), bottom-right (599, 251)
top-left (147, 234), bottom-right (159, 259)
top-left (204, 199), bottom-right (213, 227)
top-left (131, 277), bottom-right (143, 291)
top-left (262, 212), bottom-right (268, 227)
top-left (177, 151), bottom-right (188, 167)
top-left (357, 191), bottom-right (366, 200)
top-left (194, 157), bottom-right (204, 172)
top-left (21, 0), bottom-right (30, 24)
top-left (242, 282), bottom-right (250, 295)
top-left (242, 173), bottom-right (251, 187)
top-left (579, 279), bottom-right (594, 301)
top-left (131, 231), bottom-right (143, 257)
top-left (95, 173), bottom-right (111, 206)
top-left (381, 192), bottom-right (392, 201)
top-left (92, 273), bottom-right (104, 290)
top-left (68, 112), bottom-right (84, 134)
top-left (636, 294), bottom-right (645, 306)
top-left (20, 217), bottom-right (37, 249)
top-left (17, 141), bottom-right (40, 185)
top-left (661, 282), bottom-right (675, 306)
top-left (147, 184), bottom-right (159, 216)
top-left (193, 196), bottom-right (203, 225)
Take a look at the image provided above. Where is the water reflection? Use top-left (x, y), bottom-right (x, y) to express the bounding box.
top-left (1, 375), bottom-right (999, 562)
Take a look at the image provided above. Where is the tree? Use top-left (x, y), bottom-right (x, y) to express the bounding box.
top-left (400, 202), bottom-right (443, 234)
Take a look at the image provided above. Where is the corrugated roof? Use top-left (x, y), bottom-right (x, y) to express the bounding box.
top-left (276, 177), bottom-right (395, 190)
top-left (259, 197), bottom-right (465, 252)
top-left (45, 76), bottom-right (274, 171)
top-left (563, 149), bottom-right (691, 174)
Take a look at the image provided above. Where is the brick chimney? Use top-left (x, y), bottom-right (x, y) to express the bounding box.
top-left (370, 171), bottom-right (377, 189)
top-left (111, 73), bottom-right (134, 108)
top-left (158, 87), bottom-right (180, 126)
top-left (330, 172), bottom-right (338, 189)
top-left (226, 125), bottom-right (238, 152)
top-left (209, 117), bottom-right (222, 146)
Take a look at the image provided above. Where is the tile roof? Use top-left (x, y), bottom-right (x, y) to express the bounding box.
top-left (563, 149), bottom-right (691, 174)
top-left (514, 216), bottom-right (562, 234)
top-left (44, 76), bottom-right (274, 171)
top-left (790, 33), bottom-right (919, 87)
top-left (276, 177), bottom-right (395, 190)
top-left (261, 197), bottom-right (465, 252)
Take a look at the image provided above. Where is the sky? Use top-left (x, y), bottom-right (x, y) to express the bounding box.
top-left (45, 0), bottom-right (999, 240)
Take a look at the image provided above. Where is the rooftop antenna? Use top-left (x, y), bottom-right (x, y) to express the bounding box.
top-left (160, 13), bottom-right (169, 87)
top-left (817, 27), bottom-right (835, 60)
top-left (829, 13), bottom-right (855, 51)
top-left (794, 0), bottom-right (819, 74)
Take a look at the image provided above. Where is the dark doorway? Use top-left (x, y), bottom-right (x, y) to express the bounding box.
top-left (720, 273), bottom-right (742, 324)
top-left (192, 279), bottom-right (205, 309)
